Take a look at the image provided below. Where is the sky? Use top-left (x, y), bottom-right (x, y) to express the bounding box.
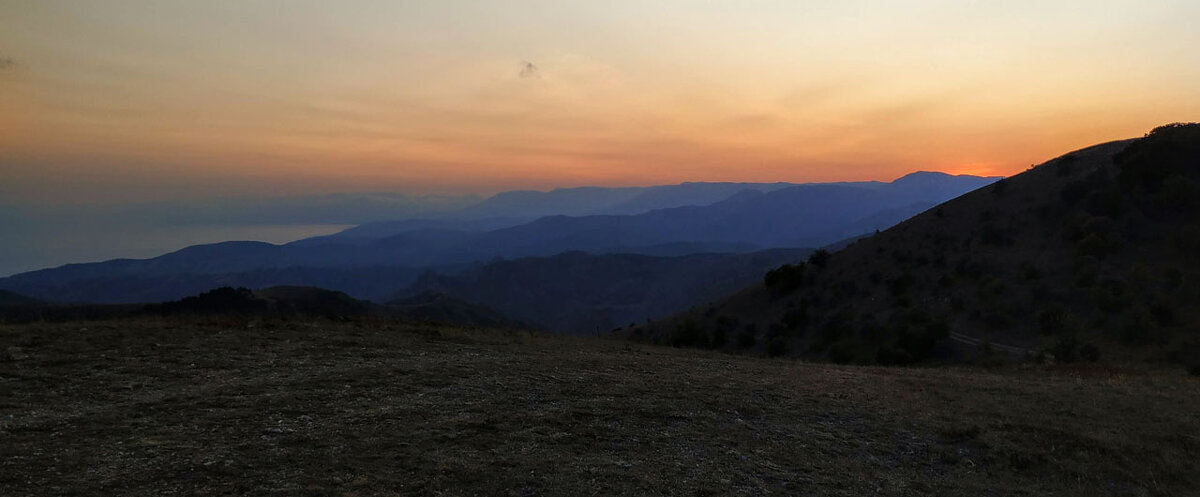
top-left (1, 0), bottom-right (1199, 274)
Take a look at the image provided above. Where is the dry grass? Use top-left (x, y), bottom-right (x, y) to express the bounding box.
top-left (2, 318), bottom-right (1198, 496)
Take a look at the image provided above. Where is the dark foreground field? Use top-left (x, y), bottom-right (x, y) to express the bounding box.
top-left (2, 320), bottom-right (1197, 496)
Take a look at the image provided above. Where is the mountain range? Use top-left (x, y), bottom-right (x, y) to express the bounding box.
top-left (0, 170), bottom-right (998, 326)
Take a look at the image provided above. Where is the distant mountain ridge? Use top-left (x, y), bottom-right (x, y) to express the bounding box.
top-left (0, 172), bottom-right (999, 306)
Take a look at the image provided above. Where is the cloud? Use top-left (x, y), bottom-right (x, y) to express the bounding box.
top-left (0, 57), bottom-right (14, 70)
top-left (519, 60), bottom-right (539, 79)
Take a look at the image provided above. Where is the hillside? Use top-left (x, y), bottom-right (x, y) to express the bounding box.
top-left (387, 291), bottom-right (524, 329)
top-left (2, 318), bottom-right (1196, 496)
top-left (632, 124), bottom-right (1200, 369)
top-left (0, 285), bottom-right (524, 330)
top-left (395, 248), bottom-right (812, 334)
top-left (145, 286), bottom-right (376, 317)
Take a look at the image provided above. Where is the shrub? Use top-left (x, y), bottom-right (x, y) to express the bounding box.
top-left (1084, 187), bottom-right (1126, 218)
top-left (982, 224), bottom-right (1011, 247)
top-left (670, 320), bottom-right (706, 348)
top-left (1080, 343), bottom-right (1101, 362)
top-left (1150, 302), bottom-right (1176, 327)
top-left (1051, 334), bottom-right (1080, 363)
top-left (829, 339), bottom-right (858, 364)
top-left (764, 263), bottom-right (807, 293)
top-left (1072, 257), bottom-right (1100, 287)
top-left (888, 271), bottom-right (916, 296)
top-left (1076, 233), bottom-right (1116, 258)
top-left (782, 303), bottom-right (808, 330)
top-left (832, 280), bottom-right (860, 300)
top-left (1089, 278), bottom-right (1127, 315)
top-left (710, 326), bottom-right (727, 348)
top-left (1119, 305), bottom-right (1157, 346)
top-left (808, 249), bottom-right (831, 268)
top-left (766, 336), bottom-right (788, 357)
top-left (889, 312), bottom-right (950, 362)
top-left (736, 327), bottom-right (756, 348)
top-left (815, 311), bottom-right (856, 349)
top-left (1019, 260), bottom-right (1041, 281)
top-left (1037, 307), bottom-right (1067, 336)
top-left (876, 346), bottom-right (913, 366)
top-left (983, 312), bottom-right (1011, 332)
top-left (1153, 173), bottom-right (1200, 217)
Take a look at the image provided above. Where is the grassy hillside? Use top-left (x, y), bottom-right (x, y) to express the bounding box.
top-left (2, 319), bottom-right (1197, 496)
top-left (631, 124), bottom-right (1200, 369)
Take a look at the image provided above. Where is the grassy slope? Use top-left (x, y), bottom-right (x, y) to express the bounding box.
top-left (2, 319), bottom-right (1198, 496)
top-left (631, 129), bottom-right (1200, 366)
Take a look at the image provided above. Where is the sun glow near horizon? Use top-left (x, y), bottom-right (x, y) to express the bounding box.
top-left (2, 1), bottom-right (1198, 203)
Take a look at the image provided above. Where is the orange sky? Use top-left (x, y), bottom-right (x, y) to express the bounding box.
top-left (2, 1), bottom-right (1199, 203)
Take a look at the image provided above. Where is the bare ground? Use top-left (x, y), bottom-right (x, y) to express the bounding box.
top-left (1, 318), bottom-right (1197, 496)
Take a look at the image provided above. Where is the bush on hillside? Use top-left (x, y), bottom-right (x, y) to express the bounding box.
top-left (1051, 333), bottom-right (1080, 363)
top-left (1116, 122), bottom-right (1200, 192)
top-left (764, 263), bottom-right (807, 293)
top-left (670, 320), bottom-right (706, 348)
top-left (876, 346), bottom-right (914, 366)
top-left (1080, 343), bottom-right (1101, 362)
top-left (808, 249), bottom-right (831, 268)
top-left (735, 326), bottom-right (756, 348)
top-left (781, 302), bottom-right (808, 330)
top-left (766, 335), bottom-right (788, 358)
top-left (828, 338), bottom-right (859, 364)
top-left (1037, 307), bottom-right (1069, 336)
top-left (888, 271), bottom-right (916, 296)
top-left (1084, 187), bottom-right (1126, 218)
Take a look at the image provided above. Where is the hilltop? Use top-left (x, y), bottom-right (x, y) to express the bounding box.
top-left (631, 124), bottom-right (1200, 370)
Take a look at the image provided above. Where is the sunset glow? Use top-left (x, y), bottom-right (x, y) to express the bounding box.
top-left (2, 1), bottom-right (1199, 203)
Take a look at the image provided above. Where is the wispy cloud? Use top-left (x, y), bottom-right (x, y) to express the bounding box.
top-left (0, 57), bottom-right (15, 70)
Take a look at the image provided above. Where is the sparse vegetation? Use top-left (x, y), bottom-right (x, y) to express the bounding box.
top-left (636, 123), bottom-right (1200, 370)
top-left (3, 319), bottom-right (1198, 496)
top-left (763, 262), bottom-right (807, 293)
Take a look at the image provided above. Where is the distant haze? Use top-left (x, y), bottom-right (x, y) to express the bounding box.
top-left (2, 2), bottom-right (1199, 205)
top-left (0, 222), bottom-right (351, 278)
top-left (0, 192), bottom-right (478, 276)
